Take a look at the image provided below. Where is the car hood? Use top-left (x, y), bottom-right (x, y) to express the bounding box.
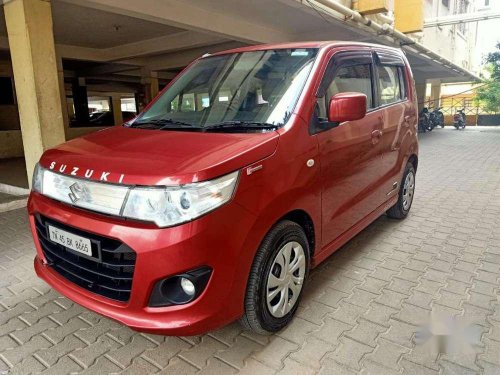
top-left (40, 126), bottom-right (279, 185)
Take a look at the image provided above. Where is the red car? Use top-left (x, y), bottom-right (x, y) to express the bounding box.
top-left (29, 42), bottom-right (418, 335)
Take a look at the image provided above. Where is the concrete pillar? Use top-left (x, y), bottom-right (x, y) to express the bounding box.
top-left (134, 93), bottom-right (142, 113)
top-left (4, 0), bottom-right (66, 186)
top-left (72, 77), bottom-right (89, 124)
top-left (56, 53), bottom-right (70, 138)
top-left (141, 69), bottom-right (159, 104)
top-left (415, 81), bottom-right (427, 113)
top-left (111, 95), bottom-right (123, 126)
top-left (150, 72), bottom-right (159, 100)
top-left (430, 82), bottom-right (441, 109)
top-left (67, 100), bottom-right (75, 121)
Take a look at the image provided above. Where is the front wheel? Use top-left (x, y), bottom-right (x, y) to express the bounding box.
top-left (386, 162), bottom-right (416, 219)
top-left (240, 220), bottom-right (310, 334)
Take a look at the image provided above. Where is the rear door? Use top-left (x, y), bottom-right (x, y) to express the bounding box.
top-left (312, 51), bottom-right (385, 248)
top-left (373, 51), bottom-right (416, 200)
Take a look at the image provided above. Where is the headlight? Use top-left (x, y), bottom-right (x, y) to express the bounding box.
top-left (122, 171), bottom-right (239, 227)
top-left (32, 165), bottom-right (239, 227)
top-left (32, 163), bottom-right (43, 193)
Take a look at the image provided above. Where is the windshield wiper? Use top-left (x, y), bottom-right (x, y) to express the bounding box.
top-left (131, 118), bottom-right (195, 129)
top-left (202, 121), bottom-right (279, 131)
top-left (131, 119), bottom-right (279, 132)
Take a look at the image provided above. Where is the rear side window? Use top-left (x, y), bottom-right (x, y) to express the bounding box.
top-left (398, 66), bottom-right (408, 99)
top-left (378, 65), bottom-right (401, 105)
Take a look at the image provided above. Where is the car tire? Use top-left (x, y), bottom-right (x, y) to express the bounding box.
top-left (386, 162), bottom-right (416, 220)
top-left (239, 220), bottom-right (310, 334)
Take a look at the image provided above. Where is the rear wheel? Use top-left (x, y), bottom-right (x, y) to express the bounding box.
top-left (240, 220), bottom-right (310, 334)
top-left (387, 162), bottom-right (416, 219)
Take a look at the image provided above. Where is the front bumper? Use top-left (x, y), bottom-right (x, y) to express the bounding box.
top-left (29, 192), bottom-right (257, 335)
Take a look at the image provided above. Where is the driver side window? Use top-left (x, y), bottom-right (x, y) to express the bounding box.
top-left (316, 64), bottom-right (374, 120)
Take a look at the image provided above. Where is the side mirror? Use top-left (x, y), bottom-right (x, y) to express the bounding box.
top-left (328, 92), bottom-right (367, 123)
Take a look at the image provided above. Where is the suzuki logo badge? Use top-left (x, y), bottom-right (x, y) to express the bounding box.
top-left (68, 182), bottom-right (83, 203)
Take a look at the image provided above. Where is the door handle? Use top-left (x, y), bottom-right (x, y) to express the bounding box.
top-left (371, 129), bottom-right (383, 145)
top-left (402, 115), bottom-right (411, 127)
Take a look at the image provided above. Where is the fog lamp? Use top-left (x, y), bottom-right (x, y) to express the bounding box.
top-left (180, 277), bottom-right (195, 296)
top-left (149, 267), bottom-right (212, 307)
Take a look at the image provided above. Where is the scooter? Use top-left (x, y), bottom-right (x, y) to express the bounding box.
top-left (453, 109), bottom-right (466, 130)
top-left (430, 107), bottom-right (445, 128)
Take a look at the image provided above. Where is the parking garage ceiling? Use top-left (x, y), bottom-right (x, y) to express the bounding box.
top-left (0, 2), bottom-right (187, 49)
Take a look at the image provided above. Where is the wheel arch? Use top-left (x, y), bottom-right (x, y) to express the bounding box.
top-left (408, 154), bottom-right (418, 172)
top-left (278, 209), bottom-right (316, 257)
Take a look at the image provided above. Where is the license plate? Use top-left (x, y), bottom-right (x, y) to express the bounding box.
top-left (48, 225), bottom-right (93, 257)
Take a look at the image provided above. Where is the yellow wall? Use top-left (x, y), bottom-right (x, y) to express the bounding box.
top-left (444, 114), bottom-right (478, 126)
top-left (441, 93), bottom-right (475, 108)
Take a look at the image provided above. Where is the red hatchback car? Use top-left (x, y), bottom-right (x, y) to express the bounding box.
top-left (29, 42), bottom-right (418, 335)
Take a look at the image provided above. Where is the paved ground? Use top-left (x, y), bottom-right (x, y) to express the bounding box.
top-left (1, 127), bottom-right (500, 374)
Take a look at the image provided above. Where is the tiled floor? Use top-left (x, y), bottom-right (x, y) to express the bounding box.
top-left (1, 128), bottom-right (500, 374)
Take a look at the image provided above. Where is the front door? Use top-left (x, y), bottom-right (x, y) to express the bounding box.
top-left (312, 51), bottom-right (385, 248)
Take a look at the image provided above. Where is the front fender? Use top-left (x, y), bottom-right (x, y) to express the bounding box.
top-left (226, 136), bottom-right (321, 314)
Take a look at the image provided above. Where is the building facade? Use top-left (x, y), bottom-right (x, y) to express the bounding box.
top-left (423, 0), bottom-right (480, 73)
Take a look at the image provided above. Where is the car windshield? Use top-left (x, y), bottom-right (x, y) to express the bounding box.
top-left (132, 48), bottom-right (318, 131)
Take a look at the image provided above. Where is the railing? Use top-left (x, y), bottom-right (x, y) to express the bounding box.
top-left (419, 83), bottom-right (499, 126)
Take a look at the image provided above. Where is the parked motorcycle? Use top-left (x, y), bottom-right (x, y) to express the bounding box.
top-left (418, 107), bottom-right (432, 132)
top-left (453, 109), bottom-right (466, 130)
top-left (429, 107), bottom-right (445, 129)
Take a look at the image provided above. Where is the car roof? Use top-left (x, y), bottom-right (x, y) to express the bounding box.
top-left (208, 41), bottom-right (403, 57)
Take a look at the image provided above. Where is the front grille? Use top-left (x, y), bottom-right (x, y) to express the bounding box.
top-left (35, 215), bottom-right (136, 302)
